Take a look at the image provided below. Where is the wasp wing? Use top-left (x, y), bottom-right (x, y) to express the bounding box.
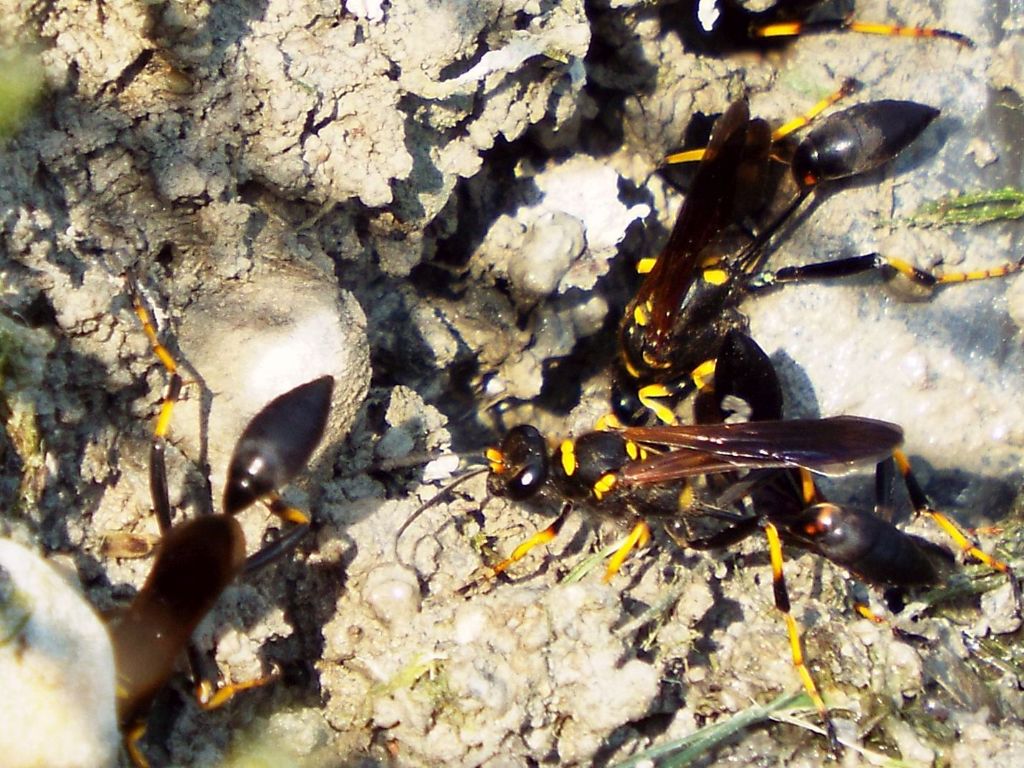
top-left (628, 100), bottom-right (761, 347)
top-left (620, 416), bottom-right (903, 483)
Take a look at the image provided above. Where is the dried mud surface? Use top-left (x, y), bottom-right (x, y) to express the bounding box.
top-left (2, 0), bottom-right (1023, 766)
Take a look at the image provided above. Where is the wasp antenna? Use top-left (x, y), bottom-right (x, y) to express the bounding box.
top-left (394, 466), bottom-right (490, 565)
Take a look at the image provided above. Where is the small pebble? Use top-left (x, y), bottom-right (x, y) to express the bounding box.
top-left (363, 563), bottom-right (422, 625)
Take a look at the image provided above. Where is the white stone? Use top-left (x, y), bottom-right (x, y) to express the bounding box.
top-left (0, 540), bottom-right (118, 768)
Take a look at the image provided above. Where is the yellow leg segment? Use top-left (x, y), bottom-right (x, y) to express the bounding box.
top-left (124, 722), bottom-right (151, 768)
top-left (854, 602), bottom-right (886, 624)
top-left (892, 450), bottom-right (1013, 574)
top-left (937, 261), bottom-right (1023, 284)
top-left (751, 21), bottom-right (803, 38)
top-left (638, 384), bottom-right (679, 426)
top-left (666, 80), bottom-right (857, 165)
top-left (770, 79), bottom-right (858, 143)
top-left (847, 20), bottom-right (973, 46)
top-left (266, 493), bottom-right (311, 526)
top-left (493, 521), bottom-right (562, 575)
top-left (664, 147), bottom-right (707, 164)
top-left (197, 664), bottom-right (281, 710)
top-left (129, 280), bottom-right (179, 377)
top-left (153, 393), bottom-right (177, 440)
top-left (926, 510), bottom-right (1010, 574)
top-left (886, 254), bottom-right (1023, 286)
top-left (603, 520), bottom-right (651, 583)
top-left (754, 19), bottom-right (972, 48)
top-left (798, 468), bottom-right (819, 506)
top-left (764, 522), bottom-right (837, 749)
top-left (884, 256), bottom-right (939, 284)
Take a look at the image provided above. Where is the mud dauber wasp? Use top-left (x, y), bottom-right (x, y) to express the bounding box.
top-left (658, 0), bottom-right (973, 54)
top-left (614, 89), bottom-right (1021, 426)
top-left (106, 280), bottom-right (333, 767)
top-left (398, 330), bottom-right (901, 747)
top-left (438, 330), bottom-right (1016, 751)
top-left (480, 332), bottom-right (902, 576)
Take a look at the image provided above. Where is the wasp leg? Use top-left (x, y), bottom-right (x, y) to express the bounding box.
top-left (764, 520), bottom-right (839, 753)
top-left (492, 502), bottom-right (572, 575)
top-left (683, 515), bottom-right (760, 550)
top-left (892, 450), bottom-right (1021, 612)
top-left (603, 519), bottom-right (652, 582)
top-left (783, 466), bottom-right (826, 507)
top-left (129, 279), bottom-right (184, 533)
top-left (633, 360), bottom-right (715, 428)
top-left (636, 382), bottom-right (685, 426)
top-left (190, 496), bottom-right (309, 709)
top-left (195, 662), bottom-right (282, 711)
top-left (242, 494), bottom-right (312, 576)
top-left (844, 581), bottom-right (936, 642)
top-left (665, 79), bottom-right (859, 164)
top-left (749, 252), bottom-right (1024, 296)
top-left (123, 722), bottom-right (151, 768)
top-left (770, 78), bottom-right (860, 146)
top-left (149, 375), bottom-right (182, 533)
top-left (846, 575), bottom-right (934, 641)
top-left (971, 524), bottom-right (1005, 536)
top-left (852, 461), bottom-right (897, 624)
top-left (752, 17), bottom-right (973, 48)
top-left (129, 278), bottom-right (290, 730)
top-left (131, 278), bottom-right (236, 739)
top-left (129, 278), bottom-right (178, 381)
top-left (663, 147), bottom-right (715, 165)
top-left (853, 601), bottom-right (886, 623)
top-left (733, 188), bottom-right (815, 275)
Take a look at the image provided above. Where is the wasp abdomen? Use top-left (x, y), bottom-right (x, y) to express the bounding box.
top-left (792, 101), bottom-right (939, 187)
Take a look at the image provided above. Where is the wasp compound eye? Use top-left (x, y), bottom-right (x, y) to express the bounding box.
top-left (486, 425), bottom-right (549, 502)
top-left (610, 374), bottom-right (647, 426)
